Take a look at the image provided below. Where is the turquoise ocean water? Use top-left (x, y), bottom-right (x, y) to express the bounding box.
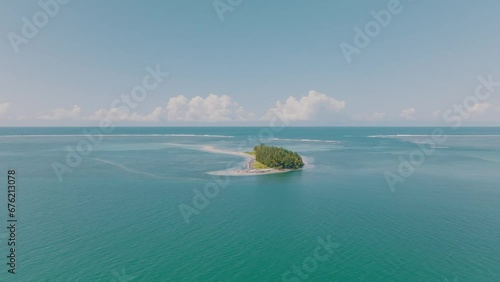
top-left (0, 127), bottom-right (499, 281)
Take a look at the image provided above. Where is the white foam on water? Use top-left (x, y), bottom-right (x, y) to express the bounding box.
top-left (267, 137), bottom-right (339, 143)
top-left (0, 134), bottom-right (234, 138)
top-left (368, 134), bottom-right (500, 138)
top-left (92, 158), bottom-right (163, 179)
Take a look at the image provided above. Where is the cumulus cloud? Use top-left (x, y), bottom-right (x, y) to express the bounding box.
top-left (166, 94), bottom-right (247, 122)
top-left (37, 105), bottom-right (81, 120)
top-left (0, 102), bottom-right (10, 115)
top-left (129, 107), bottom-right (163, 121)
top-left (87, 108), bottom-right (128, 121)
top-left (351, 112), bottom-right (386, 122)
top-left (265, 90), bottom-right (345, 121)
top-left (432, 110), bottom-right (442, 119)
top-left (363, 112), bottom-right (386, 122)
top-left (87, 107), bottom-right (163, 122)
top-left (467, 102), bottom-right (491, 114)
top-left (400, 108), bottom-right (416, 120)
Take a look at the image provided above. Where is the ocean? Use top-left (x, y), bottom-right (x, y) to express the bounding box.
top-left (0, 127), bottom-right (499, 281)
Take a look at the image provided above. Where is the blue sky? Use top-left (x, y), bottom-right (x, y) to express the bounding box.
top-left (1, 0), bottom-right (500, 126)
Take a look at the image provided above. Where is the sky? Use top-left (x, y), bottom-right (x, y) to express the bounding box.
top-left (1, 0), bottom-right (500, 126)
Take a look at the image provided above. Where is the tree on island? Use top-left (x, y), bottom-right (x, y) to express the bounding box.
top-left (253, 144), bottom-right (304, 170)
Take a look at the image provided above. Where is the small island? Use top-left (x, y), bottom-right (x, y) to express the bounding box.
top-left (203, 144), bottom-right (305, 176)
top-left (247, 144), bottom-right (305, 170)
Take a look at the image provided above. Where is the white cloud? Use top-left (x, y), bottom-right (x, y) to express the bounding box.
top-left (369, 112), bottom-right (386, 121)
top-left (467, 102), bottom-right (491, 114)
top-left (87, 108), bottom-right (129, 121)
top-left (16, 115), bottom-right (29, 121)
top-left (400, 108), bottom-right (416, 120)
top-left (87, 107), bottom-right (163, 122)
top-left (0, 102), bottom-right (10, 115)
top-left (432, 110), bottom-right (441, 119)
top-left (166, 94), bottom-right (247, 122)
top-left (266, 90), bottom-right (345, 121)
top-left (37, 105), bottom-right (81, 120)
top-left (351, 112), bottom-right (386, 122)
top-left (129, 107), bottom-right (163, 121)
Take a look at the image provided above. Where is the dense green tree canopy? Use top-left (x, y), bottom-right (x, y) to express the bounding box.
top-left (253, 144), bottom-right (304, 170)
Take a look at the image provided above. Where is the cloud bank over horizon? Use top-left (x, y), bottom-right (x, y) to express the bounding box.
top-left (2, 91), bottom-right (349, 124)
top-left (3, 88), bottom-right (500, 126)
